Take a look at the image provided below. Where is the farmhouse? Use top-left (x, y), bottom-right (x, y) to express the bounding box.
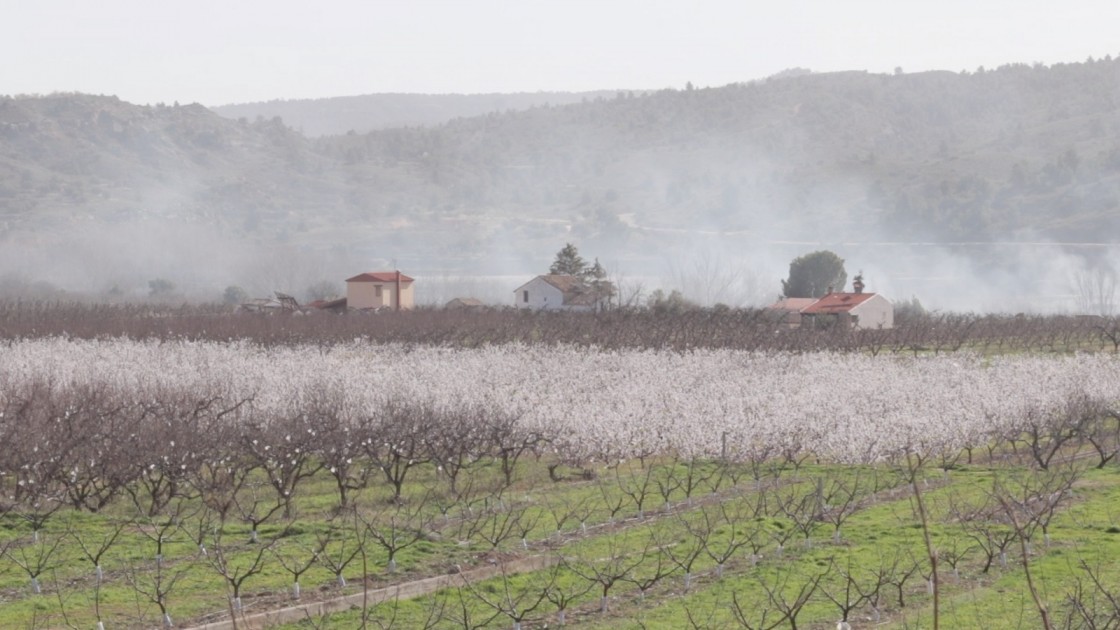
top-left (513, 275), bottom-right (610, 312)
top-left (345, 271), bottom-right (414, 310)
top-left (766, 297), bottom-right (818, 327)
top-left (800, 292), bottom-right (893, 329)
top-left (800, 278), bottom-right (893, 329)
top-left (768, 276), bottom-right (894, 329)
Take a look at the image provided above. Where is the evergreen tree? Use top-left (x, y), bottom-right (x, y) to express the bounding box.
top-left (585, 257), bottom-right (616, 305)
top-left (222, 285), bottom-right (248, 305)
top-left (781, 250), bottom-right (847, 298)
top-left (549, 243), bottom-right (588, 277)
top-left (585, 258), bottom-right (607, 283)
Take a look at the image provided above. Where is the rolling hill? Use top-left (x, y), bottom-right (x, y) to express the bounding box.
top-left (1, 58), bottom-right (1119, 308)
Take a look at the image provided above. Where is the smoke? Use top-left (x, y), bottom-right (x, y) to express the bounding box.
top-left (0, 217), bottom-right (366, 302)
top-left (3, 198), bottom-right (1114, 313)
top-left (5, 76), bottom-right (1118, 313)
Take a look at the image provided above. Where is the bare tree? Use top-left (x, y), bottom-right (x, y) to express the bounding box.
top-left (316, 517), bottom-right (366, 588)
top-left (992, 464), bottom-right (1081, 550)
top-left (659, 517), bottom-right (707, 591)
top-left (426, 407), bottom-right (486, 498)
top-left (445, 585), bottom-right (503, 629)
top-left (242, 411), bottom-right (325, 518)
top-left (1073, 265), bottom-right (1118, 316)
top-left (233, 481), bottom-right (286, 544)
top-left (880, 549), bottom-right (925, 609)
top-left (462, 500), bottom-right (539, 551)
top-left (543, 557), bottom-right (596, 626)
top-left (729, 588), bottom-right (787, 630)
top-left (73, 515), bottom-right (128, 623)
top-left (57, 392), bottom-right (133, 513)
top-left (126, 555), bottom-right (191, 629)
top-left (570, 533), bottom-right (651, 613)
top-left (188, 436), bottom-right (259, 523)
top-left (597, 474), bottom-right (631, 523)
top-left (134, 497), bottom-right (198, 568)
top-left (358, 495), bottom-right (434, 573)
top-left (696, 500), bottom-right (764, 577)
top-left (773, 479), bottom-right (825, 549)
top-left (464, 560), bottom-right (556, 630)
top-left (1060, 560), bottom-right (1120, 629)
top-left (615, 464), bottom-right (658, 519)
top-left (732, 563), bottom-right (828, 630)
top-left (5, 524), bottom-right (68, 594)
top-left (1016, 397), bottom-right (1094, 470)
top-left (623, 542), bottom-right (676, 611)
top-left (820, 555), bottom-right (886, 629)
top-left (543, 493), bottom-right (595, 539)
top-left (1079, 403), bottom-right (1120, 468)
top-left (205, 525), bottom-right (276, 620)
top-left (125, 395), bottom-right (243, 517)
top-left (817, 473), bottom-right (867, 543)
top-left (364, 401), bottom-right (435, 502)
top-left (487, 411), bottom-right (546, 492)
top-left (271, 535), bottom-right (329, 600)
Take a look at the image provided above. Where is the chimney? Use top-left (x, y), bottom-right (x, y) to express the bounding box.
top-left (853, 273), bottom-right (865, 294)
top-left (826, 285), bottom-right (834, 295)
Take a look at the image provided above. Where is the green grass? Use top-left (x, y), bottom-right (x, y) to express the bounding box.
top-left (3, 455), bottom-right (1120, 628)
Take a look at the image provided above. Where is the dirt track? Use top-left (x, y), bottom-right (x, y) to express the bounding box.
top-left (185, 554), bottom-right (557, 630)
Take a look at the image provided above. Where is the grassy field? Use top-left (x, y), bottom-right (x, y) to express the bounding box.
top-left (2, 451), bottom-right (1118, 629)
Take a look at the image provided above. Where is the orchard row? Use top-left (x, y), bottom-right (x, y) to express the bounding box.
top-left (3, 300), bottom-right (1120, 353)
top-left (2, 337), bottom-right (1119, 510)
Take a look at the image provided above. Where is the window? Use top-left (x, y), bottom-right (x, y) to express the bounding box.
top-left (523, 290), bottom-right (529, 303)
top-left (375, 285), bottom-right (382, 298)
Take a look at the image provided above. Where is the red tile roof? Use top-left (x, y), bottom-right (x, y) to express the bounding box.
top-left (800, 292), bottom-right (876, 314)
top-left (537, 275), bottom-right (584, 293)
top-left (346, 271), bottom-right (414, 283)
top-left (539, 275), bottom-right (611, 306)
top-left (768, 297), bottom-right (817, 312)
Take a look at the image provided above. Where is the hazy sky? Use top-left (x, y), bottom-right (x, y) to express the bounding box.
top-left (5, 0), bottom-right (1118, 106)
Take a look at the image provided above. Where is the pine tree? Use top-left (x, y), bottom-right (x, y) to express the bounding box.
top-left (549, 243), bottom-right (588, 277)
top-left (585, 258), bottom-right (616, 302)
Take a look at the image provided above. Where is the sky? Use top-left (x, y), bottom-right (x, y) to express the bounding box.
top-left (4, 0), bottom-right (1119, 107)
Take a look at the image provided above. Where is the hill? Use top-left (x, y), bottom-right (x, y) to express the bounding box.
top-left (211, 90), bottom-right (631, 136)
top-left (1, 59), bottom-right (1119, 309)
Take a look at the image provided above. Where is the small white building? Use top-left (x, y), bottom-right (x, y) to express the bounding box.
top-left (345, 271), bottom-right (415, 310)
top-left (513, 275), bottom-right (609, 311)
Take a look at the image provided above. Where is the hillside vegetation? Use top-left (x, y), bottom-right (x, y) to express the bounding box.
top-left (1, 59), bottom-right (1119, 299)
top-left (211, 90), bottom-right (630, 136)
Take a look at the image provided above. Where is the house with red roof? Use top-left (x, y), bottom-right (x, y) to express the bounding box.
top-left (768, 275), bottom-right (894, 329)
top-left (345, 271), bottom-right (414, 310)
top-left (766, 297), bottom-right (819, 327)
top-left (801, 291), bottom-right (893, 329)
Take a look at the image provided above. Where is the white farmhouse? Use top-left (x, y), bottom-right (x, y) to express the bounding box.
top-left (513, 275), bottom-right (609, 311)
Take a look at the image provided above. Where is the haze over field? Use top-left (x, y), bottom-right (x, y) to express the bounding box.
top-left (2, 2), bottom-right (1119, 312)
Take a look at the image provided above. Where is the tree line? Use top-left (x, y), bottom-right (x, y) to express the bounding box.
top-left (2, 299), bottom-right (1120, 354)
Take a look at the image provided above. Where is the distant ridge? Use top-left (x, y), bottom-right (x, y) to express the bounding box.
top-left (211, 90), bottom-right (633, 136)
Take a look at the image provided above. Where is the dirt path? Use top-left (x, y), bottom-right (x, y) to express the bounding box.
top-left (182, 468), bottom-right (957, 630)
top-left (185, 554), bottom-right (557, 630)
